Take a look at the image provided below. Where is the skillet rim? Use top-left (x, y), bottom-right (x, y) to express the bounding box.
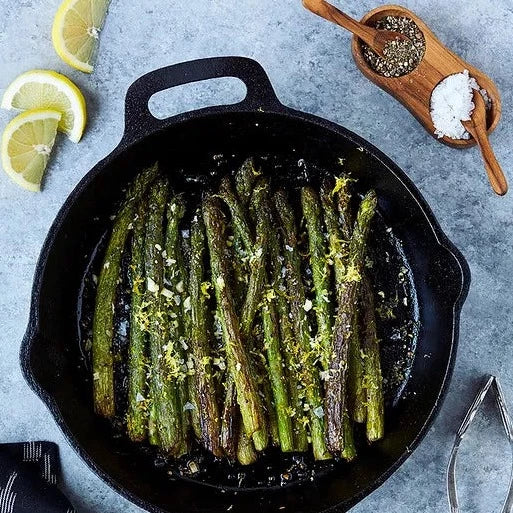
top-left (19, 58), bottom-right (470, 513)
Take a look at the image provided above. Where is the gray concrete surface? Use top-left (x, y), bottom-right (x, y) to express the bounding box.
top-left (1, 0), bottom-right (513, 511)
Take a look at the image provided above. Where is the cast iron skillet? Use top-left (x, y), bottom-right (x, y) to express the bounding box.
top-left (20, 57), bottom-right (470, 513)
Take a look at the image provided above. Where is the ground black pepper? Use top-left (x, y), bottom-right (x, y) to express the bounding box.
top-left (361, 16), bottom-right (426, 78)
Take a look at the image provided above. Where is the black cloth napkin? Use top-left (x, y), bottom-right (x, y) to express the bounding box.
top-left (0, 442), bottom-right (75, 513)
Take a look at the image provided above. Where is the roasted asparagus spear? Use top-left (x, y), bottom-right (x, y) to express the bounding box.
top-left (127, 200), bottom-right (148, 442)
top-left (301, 187), bottom-right (333, 370)
top-left (261, 300), bottom-right (294, 452)
top-left (269, 226), bottom-right (309, 452)
top-left (244, 183), bottom-right (272, 451)
top-left (274, 190), bottom-right (331, 461)
top-left (164, 194), bottom-right (193, 453)
top-left (253, 182), bottom-right (294, 453)
top-left (267, 186), bottom-right (308, 451)
top-left (145, 179), bottom-right (186, 455)
top-left (334, 180), bottom-right (367, 424)
top-left (189, 211), bottom-right (222, 456)
top-left (171, 206), bottom-right (202, 440)
top-left (219, 176), bottom-right (269, 451)
top-left (325, 190), bottom-right (377, 453)
top-left (93, 163), bottom-right (158, 418)
top-left (218, 174), bottom-right (249, 456)
top-left (203, 196), bottom-right (266, 439)
top-left (320, 178), bottom-right (358, 459)
top-left (361, 275), bottom-right (385, 442)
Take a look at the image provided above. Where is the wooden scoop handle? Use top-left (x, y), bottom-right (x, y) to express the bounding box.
top-left (302, 0), bottom-right (397, 55)
top-left (463, 91), bottom-right (508, 196)
top-left (471, 127), bottom-right (508, 196)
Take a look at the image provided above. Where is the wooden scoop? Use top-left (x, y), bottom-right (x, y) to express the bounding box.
top-left (302, 0), bottom-right (409, 57)
top-left (462, 90), bottom-right (508, 196)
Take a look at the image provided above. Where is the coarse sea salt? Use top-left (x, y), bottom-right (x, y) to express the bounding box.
top-left (430, 69), bottom-right (490, 140)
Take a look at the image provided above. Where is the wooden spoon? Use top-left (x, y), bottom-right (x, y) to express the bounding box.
top-left (462, 90), bottom-right (508, 196)
top-left (302, 0), bottom-right (409, 57)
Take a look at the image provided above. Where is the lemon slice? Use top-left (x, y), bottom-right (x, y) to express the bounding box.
top-left (1, 70), bottom-right (86, 143)
top-left (52, 0), bottom-right (111, 73)
top-left (1, 109), bottom-right (61, 192)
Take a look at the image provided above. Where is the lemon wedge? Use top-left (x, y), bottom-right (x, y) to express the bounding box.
top-left (1, 70), bottom-right (86, 143)
top-left (52, 0), bottom-right (111, 73)
top-left (1, 109), bottom-right (61, 192)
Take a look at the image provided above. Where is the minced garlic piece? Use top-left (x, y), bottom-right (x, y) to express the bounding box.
top-left (147, 277), bottom-right (159, 293)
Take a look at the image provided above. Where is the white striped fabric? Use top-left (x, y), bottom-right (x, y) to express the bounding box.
top-left (0, 472), bottom-right (17, 513)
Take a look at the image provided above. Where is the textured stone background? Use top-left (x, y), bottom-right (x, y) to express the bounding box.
top-left (1, 0), bottom-right (512, 511)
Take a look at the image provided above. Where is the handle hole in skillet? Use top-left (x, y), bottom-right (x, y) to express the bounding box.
top-left (148, 77), bottom-right (247, 119)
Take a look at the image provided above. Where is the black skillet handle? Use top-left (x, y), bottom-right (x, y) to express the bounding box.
top-left (122, 56), bottom-right (283, 145)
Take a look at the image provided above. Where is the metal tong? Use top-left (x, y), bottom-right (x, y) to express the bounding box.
top-left (448, 375), bottom-right (513, 513)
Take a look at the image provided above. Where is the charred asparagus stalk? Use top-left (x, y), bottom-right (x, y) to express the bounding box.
top-left (219, 177), bottom-right (269, 451)
top-left (325, 190), bottom-right (377, 453)
top-left (145, 178), bottom-right (186, 455)
top-left (189, 211), bottom-right (222, 456)
top-left (261, 301), bottom-right (294, 451)
top-left (219, 175), bottom-right (265, 342)
top-left (301, 186), bottom-right (333, 370)
top-left (164, 194), bottom-right (192, 454)
top-left (173, 216), bottom-right (202, 440)
top-left (203, 196), bottom-right (266, 438)
top-left (267, 190), bottom-right (308, 451)
top-left (320, 178), bottom-right (358, 458)
top-left (253, 183), bottom-right (294, 453)
top-left (361, 275), bottom-right (385, 442)
top-left (274, 190), bottom-right (331, 461)
top-left (244, 183), bottom-right (272, 452)
top-left (334, 180), bottom-right (367, 424)
top-left (93, 163), bottom-right (158, 419)
top-left (218, 175), bottom-right (249, 456)
top-left (222, 146), bottom-right (260, 464)
top-left (127, 201), bottom-right (148, 442)
top-left (269, 230), bottom-right (309, 452)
